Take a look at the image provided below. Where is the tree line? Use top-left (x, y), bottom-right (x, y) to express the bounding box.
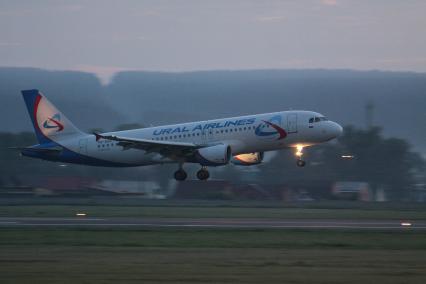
top-left (1, 125), bottom-right (424, 200)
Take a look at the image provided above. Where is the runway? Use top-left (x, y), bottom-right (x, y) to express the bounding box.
top-left (0, 217), bottom-right (425, 230)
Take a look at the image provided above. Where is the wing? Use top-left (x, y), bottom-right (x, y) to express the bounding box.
top-left (94, 133), bottom-right (203, 158)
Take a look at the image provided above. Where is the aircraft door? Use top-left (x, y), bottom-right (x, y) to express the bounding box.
top-left (287, 113), bottom-right (298, 133)
top-left (79, 138), bottom-right (88, 155)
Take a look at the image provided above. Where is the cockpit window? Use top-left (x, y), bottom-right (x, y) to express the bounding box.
top-left (311, 116), bottom-right (328, 123)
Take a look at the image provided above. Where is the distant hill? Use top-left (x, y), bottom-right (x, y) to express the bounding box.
top-left (1, 68), bottom-right (425, 154)
top-left (106, 69), bottom-right (426, 154)
top-left (0, 67), bottom-right (125, 132)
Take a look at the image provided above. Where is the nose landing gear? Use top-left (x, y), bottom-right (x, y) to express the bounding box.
top-left (296, 159), bottom-right (306, 167)
top-left (295, 145), bottom-right (306, 167)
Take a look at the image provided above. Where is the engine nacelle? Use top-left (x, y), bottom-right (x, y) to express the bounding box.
top-left (195, 144), bottom-right (232, 166)
top-left (231, 152), bottom-right (264, 166)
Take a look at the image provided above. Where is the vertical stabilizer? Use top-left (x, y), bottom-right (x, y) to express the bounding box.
top-left (21, 89), bottom-right (84, 144)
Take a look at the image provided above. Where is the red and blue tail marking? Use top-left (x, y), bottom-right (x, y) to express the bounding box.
top-left (21, 89), bottom-right (51, 144)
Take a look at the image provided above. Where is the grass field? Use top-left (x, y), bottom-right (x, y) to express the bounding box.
top-left (0, 228), bottom-right (425, 284)
top-left (1, 202), bottom-right (425, 283)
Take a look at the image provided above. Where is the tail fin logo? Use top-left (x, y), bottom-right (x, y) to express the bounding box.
top-left (43, 113), bottom-right (64, 132)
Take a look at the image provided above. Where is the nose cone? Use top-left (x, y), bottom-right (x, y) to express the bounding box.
top-left (331, 122), bottom-right (343, 138)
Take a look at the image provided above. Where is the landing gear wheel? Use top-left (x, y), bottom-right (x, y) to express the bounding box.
top-left (196, 169), bottom-right (210, 180)
top-left (296, 159), bottom-right (306, 167)
top-left (174, 169), bottom-right (187, 181)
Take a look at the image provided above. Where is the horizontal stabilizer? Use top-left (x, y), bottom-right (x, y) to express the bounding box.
top-left (9, 146), bottom-right (62, 153)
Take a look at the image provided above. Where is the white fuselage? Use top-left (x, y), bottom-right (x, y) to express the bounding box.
top-left (57, 110), bottom-right (342, 166)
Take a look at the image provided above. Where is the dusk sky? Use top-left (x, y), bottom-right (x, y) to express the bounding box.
top-left (1, 0), bottom-right (426, 82)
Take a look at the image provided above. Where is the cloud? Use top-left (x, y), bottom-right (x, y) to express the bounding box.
top-left (144, 9), bottom-right (161, 17)
top-left (321, 0), bottom-right (338, 6)
top-left (255, 15), bottom-right (286, 23)
top-left (377, 58), bottom-right (426, 64)
top-left (0, 42), bottom-right (21, 47)
top-left (0, 4), bottom-right (82, 16)
top-left (110, 34), bottom-right (151, 42)
top-left (59, 4), bottom-right (83, 13)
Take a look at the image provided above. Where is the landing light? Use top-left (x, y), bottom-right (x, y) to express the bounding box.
top-left (296, 145), bottom-right (304, 157)
top-left (400, 222), bottom-right (412, 227)
top-left (76, 213), bottom-right (87, 217)
top-left (341, 155), bottom-right (354, 159)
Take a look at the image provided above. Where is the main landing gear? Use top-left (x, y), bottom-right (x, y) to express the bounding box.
top-left (174, 163), bottom-right (187, 181)
top-left (196, 167), bottom-right (210, 181)
top-left (173, 165), bottom-right (210, 181)
top-left (174, 169), bottom-right (187, 181)
top-left (295, 145), bottom-right (306, 167)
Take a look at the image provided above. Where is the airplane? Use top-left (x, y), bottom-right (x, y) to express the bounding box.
top-left (18, 89), bottom-right (343, 181)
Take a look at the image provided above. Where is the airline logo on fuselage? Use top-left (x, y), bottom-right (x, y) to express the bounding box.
top-left (42, 113), bottom-right (64, 132)
top-left (153, 118), bottom-right (256, 135)
top-left (255, 115), bottom-right (287, 140)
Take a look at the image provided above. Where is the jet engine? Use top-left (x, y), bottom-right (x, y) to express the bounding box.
top-left (231, 152), bottom-right (264, 166)
top-left (195, 144), bottom-right (232, 166)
